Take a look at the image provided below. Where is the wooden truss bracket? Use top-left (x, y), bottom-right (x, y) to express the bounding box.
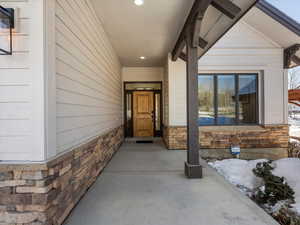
top-left (171, 0), bottom-right (241, 61)
top-left (284, 44), bottom-right (300, 69)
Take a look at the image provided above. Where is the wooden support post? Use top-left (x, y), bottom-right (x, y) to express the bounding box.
top-left (171, 0), bottom-right (255, 179)
top-left (185, 26), bottom-right (202, 179)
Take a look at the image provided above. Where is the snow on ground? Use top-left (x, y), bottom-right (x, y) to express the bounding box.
top-left (209, 158), bottom-right (300, 215)
top-left (290, 124), bottom-right (300, 138)
top-left (208, 159), bottom-right (267, 191)
top-left (272, 158), bottom-right (300, 214)
top-left (289, 117), bottom-right (300, 138)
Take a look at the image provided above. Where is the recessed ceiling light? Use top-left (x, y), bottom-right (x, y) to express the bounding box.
top-left (140, 56), bottom-right (146, 60)
top-left (134, 0), bottom-right (144, 6)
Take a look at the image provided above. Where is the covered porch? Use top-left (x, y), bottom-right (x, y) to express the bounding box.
top-left (63, 140), bottom-right (278, 225)
top-left (0, 0), bottom-right (299, 224)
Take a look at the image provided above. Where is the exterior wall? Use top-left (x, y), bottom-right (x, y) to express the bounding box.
top-left (55, 0), bottom-right (123, 155)
top-left (0, 1), bottom-right (124, 223)
top-left (0, 0), bottom-right (53, 161)
top-left (0, 126), bottom-right (123, 225)
top-left (164, 125), bottom-right (288, 159)
top-left (167, 56), bottom-right (187, 126)
top-left (122, 67), bottom-right (163, 82)
top-left (164, 21), bottom-right (289, 154)
top-left (163, 61), bottom-right (169, 126)
top-left (164, 125), bottom-right (288, 149)
top-left (167, 22), bottom-right (287, 126)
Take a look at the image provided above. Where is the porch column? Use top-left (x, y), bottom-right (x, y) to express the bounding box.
top-left (184, 26), bottom-right (202, 179)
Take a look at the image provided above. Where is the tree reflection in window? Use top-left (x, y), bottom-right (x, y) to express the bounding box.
top-left (198, 74), bottom-right (258, 125)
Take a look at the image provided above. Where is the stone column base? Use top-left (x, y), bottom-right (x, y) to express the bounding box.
top-left (185, 162), bottom-right (203, 179)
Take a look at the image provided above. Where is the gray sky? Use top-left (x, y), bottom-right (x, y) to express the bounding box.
top-left (266, 0), bottom-right (300, 23)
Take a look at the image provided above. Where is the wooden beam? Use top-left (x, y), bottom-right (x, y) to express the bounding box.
top-left (179, 52), bottom-right (187, 61)
top-left (192, 0), bottom-right (212, 47)
top-left (291, 55), bottom-right (300, 66)
top-left (172, 0), bottom-right (211, 61)
top-left (211, 0), bottom-right (241, 19)
top-left (289, 89), bottom-right (300, 102)
top-left (198, 37), bottom-right (208, 49)
top-left (289, 101), bottom-right (300, 107)
top-left (172, 0), bottom-right (240, 60)
top-left (172, 35), bottom-right (186, 61)
top-left (284, 44), bottom-right (300, 68)
top-left (192, 17), bottom-right (202, 48)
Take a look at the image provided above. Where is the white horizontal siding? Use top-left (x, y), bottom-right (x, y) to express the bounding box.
top-left (0, 0), bottom-right (45, 161)
top-left (55, 0), bottom-right (122, 153)
top-left (168, 21), bottom-right (286, 126)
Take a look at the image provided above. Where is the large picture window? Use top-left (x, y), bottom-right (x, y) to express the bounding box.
top-left (198, 74), bottom-right (258, 125)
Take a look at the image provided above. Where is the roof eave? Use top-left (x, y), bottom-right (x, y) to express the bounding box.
top-left (256, 0), bottom-right (300, 37)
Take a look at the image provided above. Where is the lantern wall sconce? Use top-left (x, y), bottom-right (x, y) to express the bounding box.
top-left (0, 6), bottom-right (14, 55)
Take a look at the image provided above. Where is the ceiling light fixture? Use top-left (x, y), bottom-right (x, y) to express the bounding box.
top-left (140, 56), bottom-right (146, 60)
top-left (134, 0), bottom-right (144, 6)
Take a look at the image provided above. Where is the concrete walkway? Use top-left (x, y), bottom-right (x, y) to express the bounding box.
top-left (64, 140), bottom-right (278, 225)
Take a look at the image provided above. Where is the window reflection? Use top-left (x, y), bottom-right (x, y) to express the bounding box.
top-left (198, 74), bottom-right (258, 126)
top-left (238, 76), bottom-right (257, 124)
top-left (198, 76), bottom-right (215, 125)
top-left (217, 75), bottom-right (236, 125)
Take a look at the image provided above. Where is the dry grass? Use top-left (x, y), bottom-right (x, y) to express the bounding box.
top-left (273, 207), bottom-right (300, 225)
top-left (288, 141), bottom-right (300, 158)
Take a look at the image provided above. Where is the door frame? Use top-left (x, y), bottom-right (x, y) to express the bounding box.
top-left (123, 81), bottom-right (163, 138)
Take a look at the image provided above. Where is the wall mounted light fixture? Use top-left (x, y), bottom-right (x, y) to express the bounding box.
top-left (0, 6), bottom-right (14, 55)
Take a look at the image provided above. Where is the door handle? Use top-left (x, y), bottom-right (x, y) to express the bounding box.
top-left (151, 111), bottom-right (154, 120)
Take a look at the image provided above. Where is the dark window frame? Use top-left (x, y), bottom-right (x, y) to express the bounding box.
top-left (198, 73), bottom-right (259, 126)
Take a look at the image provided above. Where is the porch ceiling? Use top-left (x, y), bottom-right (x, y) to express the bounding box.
top-left (90, 0), bottom-right (194, 67)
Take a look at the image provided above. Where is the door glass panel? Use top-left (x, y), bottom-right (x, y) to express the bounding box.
top-left (155, 93), bottom-right (161, 131)
top-left (238, 75), bottom-right (257, 124)
top-left (217, 75), bottom-right (236, 125)
top-left (198, 76), bottom-right (215, 125)
top-left (125, 83), bottom-right (161, 90)
top-left (126, 93), bottom-right (132, 136)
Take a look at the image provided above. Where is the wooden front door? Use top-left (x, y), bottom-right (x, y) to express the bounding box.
top-left (133, 91), bottom-right (154, 137)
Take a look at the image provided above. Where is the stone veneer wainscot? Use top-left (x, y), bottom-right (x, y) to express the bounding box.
top-left (0, 126), bottom-right (123, 225)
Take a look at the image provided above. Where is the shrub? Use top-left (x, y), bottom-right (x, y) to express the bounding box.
top-left (252, 161), bottom-right (300, 225)
top-left (252, 161), bottom-right (295, 206)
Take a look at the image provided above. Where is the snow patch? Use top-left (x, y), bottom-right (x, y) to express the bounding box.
top-left (209, 158), bottom-right (300, 215)
top-left (272, 158), bottom-right (300, 214)
top-left (208, 159), bottom-right (267, 191)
